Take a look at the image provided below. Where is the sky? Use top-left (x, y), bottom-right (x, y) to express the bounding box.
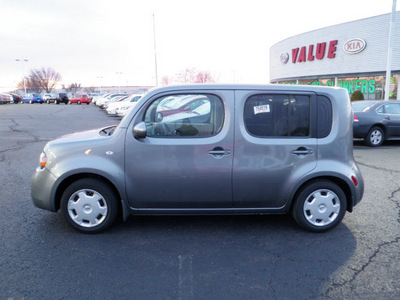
top-left (0, 0), bottom-right (398, 92)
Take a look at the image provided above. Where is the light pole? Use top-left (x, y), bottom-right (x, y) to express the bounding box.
top-left (116, 72), bottom-right (123, 93)
top-left (15, 58), bottom-right (28, 94)
top-left (97, 76), bottom-right (103, 94)
top-left (384, 0), bottom-right (397, 100)
top-left (153, 13), bottom-right (159, 86)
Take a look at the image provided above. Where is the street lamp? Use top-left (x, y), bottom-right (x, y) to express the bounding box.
top-left (97, 76), bottom-right (103, 94)
top-left (116, 72), bottom-right (123, 93)
top-left (15, 58), bottom-right (28, 94)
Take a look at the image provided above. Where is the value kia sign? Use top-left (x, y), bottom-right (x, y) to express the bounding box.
top-left (343, 38), bottom-right (366, 54)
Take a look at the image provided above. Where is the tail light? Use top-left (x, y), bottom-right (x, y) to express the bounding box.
top-left (354, 114), bottom-right (359, 122)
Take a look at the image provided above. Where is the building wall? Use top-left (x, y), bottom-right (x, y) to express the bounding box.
top-left (269, 12), bottom-right (400, 82)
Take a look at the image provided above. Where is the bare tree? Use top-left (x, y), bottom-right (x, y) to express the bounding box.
top-left (66, 83), bottom-right (81, 95)
top-left (172, 68), bottom-right (216, 84)
top-left (28, 67), bottom-right (62, 93)
top-left (195, 71), bottom-right (215, 83)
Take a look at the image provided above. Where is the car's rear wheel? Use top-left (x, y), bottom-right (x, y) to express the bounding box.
top-left (365, 126), bottom-right (384, 147)
top-left (292, 180), bottom-right (347, 232)
top-left (61, 178), bottom-right (119, 233)
top-left (77, 100), bottom-right (81, 104)
top-left (29, 100), bottom-right (32, 104)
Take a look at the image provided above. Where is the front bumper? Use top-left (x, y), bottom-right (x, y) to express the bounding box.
top-left (31, 167), bottom-right (58, 212)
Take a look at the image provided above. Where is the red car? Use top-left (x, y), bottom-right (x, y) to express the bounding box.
top-left (70, 94), bottom-right (90, 105)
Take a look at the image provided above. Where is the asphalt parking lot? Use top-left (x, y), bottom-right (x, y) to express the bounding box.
top-left (0, 103), bottom-right (399, 300)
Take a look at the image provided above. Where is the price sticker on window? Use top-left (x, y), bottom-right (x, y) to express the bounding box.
top-left (254, 104), bottom-right (270, 115)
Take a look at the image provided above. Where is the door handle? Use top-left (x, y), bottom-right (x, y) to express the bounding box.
top-left (208, 147), bottom-right (231, 159)
top-left (292, 147), bottom-right (313, 158)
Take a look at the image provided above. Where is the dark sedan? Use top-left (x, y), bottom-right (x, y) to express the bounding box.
top-left (352, 100), bottom-right (400, 146)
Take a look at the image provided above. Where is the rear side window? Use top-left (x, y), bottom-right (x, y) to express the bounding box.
top-left (317, 95), bottom-right (332, 138)
top-left (244, 94), bottom-right (310, 137)
top-left (144, 94), bottom-right (224, 138)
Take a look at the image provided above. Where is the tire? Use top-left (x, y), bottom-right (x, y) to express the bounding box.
top-left (292, 180), bottom-right (347, 232)
top-left (77, 100), bottom-right (81, 105)
top-left (47, 100), bottom-right (50, 104)
top-left (29, 100), bottom-right (32, 104)
top-left (60, 178), bottom-right (119, 233)
top-left (365, 126), bottom-right (384, 147)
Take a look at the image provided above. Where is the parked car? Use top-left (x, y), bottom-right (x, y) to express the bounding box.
top-left (0, 94), bottom-right (13, 104)
top-left (156, 95), bottom-right (209, 118)
top-left (23, 93), bottom-right (44, 104)
top-left (352, 100), bottom-right (400, 147)
top-left (96, 93), bottom-right (126, 107)
top-left (31, 84), bottom-right (364, 233)
top-left (55, 93), bottom-right (69, 104)
top-left (43, 94), bottom-right (56, 104)
top-left (70, 94), bottom-right (90, 105)
top-left (106, 94), bottom-right (143, 115)
top-left (88, 93), bottom-right (100, 101)
top-left (10, 93), bottom-right (22, 104)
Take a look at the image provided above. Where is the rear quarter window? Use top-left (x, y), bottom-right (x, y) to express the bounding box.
top-left (316, 95), bottom-right (332, 138)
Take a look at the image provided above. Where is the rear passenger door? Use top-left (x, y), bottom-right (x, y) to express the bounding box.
top-left (233, 90), bottom-right (318, 208)
top-left (381, 103), bottom-right (400, 137)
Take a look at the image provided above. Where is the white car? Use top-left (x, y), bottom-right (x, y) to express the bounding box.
top-left (106, 94), bottom-right (143, 115)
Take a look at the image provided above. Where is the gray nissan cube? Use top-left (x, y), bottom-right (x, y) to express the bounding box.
top-left (31, 84), bottom-right (364, 233)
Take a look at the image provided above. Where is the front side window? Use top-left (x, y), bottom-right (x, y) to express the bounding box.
top-left (244, 94), bottom-right (310, 137)
top-left (144, 94), bottom-right (224, 137)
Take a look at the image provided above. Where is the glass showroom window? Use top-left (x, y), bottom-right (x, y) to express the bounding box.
top-left (244, 94), bottom-right (310, 137)
top-left (144, 94), bottom-right (224, 138)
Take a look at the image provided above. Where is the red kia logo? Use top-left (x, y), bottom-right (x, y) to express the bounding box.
top-left (343, 38), bottom-right (366, 54)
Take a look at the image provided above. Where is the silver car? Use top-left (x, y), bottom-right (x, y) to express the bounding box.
top-left (31, 84), bottom-right (364, 233)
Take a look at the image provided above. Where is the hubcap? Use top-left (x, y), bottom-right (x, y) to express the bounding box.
top-left (67, 189), bottom-right (108, 228)
top-left (370, 130), bottom-right (382, 145)
top-left (303, 189), bottom-right (340, 226)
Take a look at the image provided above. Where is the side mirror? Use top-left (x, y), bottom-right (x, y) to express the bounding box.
top-left (133, 122), bottom-right (147, 139)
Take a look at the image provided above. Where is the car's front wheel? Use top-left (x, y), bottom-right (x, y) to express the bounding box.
top-left (292, 180), bottom-right (347, 232)
top-left (61, 178), bottom-right (119, 233)
top-left (365, 126), bottom-right (384, 147)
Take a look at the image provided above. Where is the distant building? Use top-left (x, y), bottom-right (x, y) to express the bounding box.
top-left (270, 12), bottom-right (400, 100)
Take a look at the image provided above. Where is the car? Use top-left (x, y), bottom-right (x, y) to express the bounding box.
top-left (100, 95), bottom-right (127, 109)
top-left (156, 95), bottom-right (209, 118)
top-left (0, 94), bottom-right (13, 104)
top-left (70, 94), bottom-right (91, 105)
top-left (10, 93), bottom-right (23, 104)
top-left (43, 94), bottom-right (56, 104)
top-left (23, 93), bottom-right (44, 104)
top-left (54, 93), bottom-right (69, 104)
top-left (31, 84), bottom-right (364, 233)
top-left (352, 100), bottom-right (400, 147)
top-left (106, 94), bottom-right (143, 115)
top-left (96, 93), bottom-right (127, 107)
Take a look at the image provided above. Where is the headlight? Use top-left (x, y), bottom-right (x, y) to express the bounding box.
top-left (39, 152), bottom-right (47, 169)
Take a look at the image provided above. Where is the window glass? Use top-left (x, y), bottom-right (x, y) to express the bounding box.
top-left (144, 94), bottom-right (224, 137)
top-left (244, 94), bottom-right (310, 137)
top-left (384, 104), bottom-right (400, 114)
top-left (317, 95), bottom-right (332, 138)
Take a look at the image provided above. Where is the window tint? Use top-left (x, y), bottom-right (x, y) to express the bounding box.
top-left (144, 94), bottom-right (224, 137)
top-left (317, 95), bottom-right (332, 138)
top-left (244, 94), bottom-right (310, 137)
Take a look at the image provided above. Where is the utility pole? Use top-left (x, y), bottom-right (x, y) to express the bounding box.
top-left (384, 0), bottom-right (397, 100)
top-left (153, 13), bottom-right (159, 86)
top-left (15, 58), bottom-right (28, 94)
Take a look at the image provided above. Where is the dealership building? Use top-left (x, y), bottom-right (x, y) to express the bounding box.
top-left (269, 12), bottom-right (400, 100)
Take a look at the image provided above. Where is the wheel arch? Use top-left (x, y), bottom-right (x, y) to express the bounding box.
top-left (290, 176), bottom-right (355, 213)
top-left (54, 173), bottom-right (123, 215)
